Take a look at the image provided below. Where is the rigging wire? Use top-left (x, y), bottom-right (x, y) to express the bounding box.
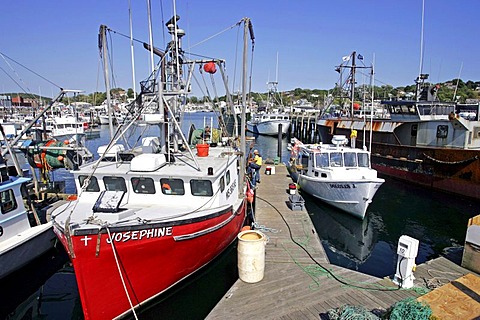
top-left (0, 50), bottom-right (62, 89)
top-left (107, 29), bottom-right (119, 89)
top-left (248, 40), bottom-right (255, 105)
top-left (231, 23), bottom-right (241, 99)
top-left (128, 0), bottom-right (137, 99)
top-left (0, 65), bottom-right (29, 94)
top-left (188, 20), bottom-right (242, 49)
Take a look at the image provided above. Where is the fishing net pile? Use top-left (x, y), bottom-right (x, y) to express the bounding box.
top-left (326, 297), bottom-right (434, 320)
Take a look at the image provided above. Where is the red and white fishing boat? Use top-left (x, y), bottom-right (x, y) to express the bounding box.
top-left (50, 14), bottom-right (253, 319)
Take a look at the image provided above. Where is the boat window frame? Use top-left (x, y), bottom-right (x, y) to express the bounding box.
top-left (131, 177), bottom-right (156, 194)
top-left (220, 176), bottom-right (225, 192)
top-left (78, 175), bottom-right (100, 192)
top-left (226, 170), bottom-right (231, 186)
top-left (357, 153), bottom-right (370, 168)
top-left (315, 152), bottom-right (330, 168)
top-left (344, 152), bottom-right (358, 167)
top-left (103, 176), bottom-right (127, 192)
top-left (0, 189), bottom-right (18, 214)
top-left (436, 125), bottom-right (448, 139)
top-left (330, 152), bottom-right (344, 167)
top-left (190, 179), bottom-right (213, 197)
top-left (160, 178), bottom-right (185, 195)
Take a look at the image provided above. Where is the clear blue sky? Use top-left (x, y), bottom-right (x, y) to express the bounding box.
top-left (1, 1), bottom-right (478, 99)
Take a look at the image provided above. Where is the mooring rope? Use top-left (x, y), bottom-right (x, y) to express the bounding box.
top-left (106, 227), bottom-right (139, 320)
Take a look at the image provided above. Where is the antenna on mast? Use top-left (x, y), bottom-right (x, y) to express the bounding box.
top-left (416, 0), bottom-right (425, 91)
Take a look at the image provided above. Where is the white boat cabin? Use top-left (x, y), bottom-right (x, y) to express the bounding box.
top-left (292, 136), bottom-right (372, 179)
top-left (72, 139), bottom-right (241, 223)
top-left (0, 172), bottom-right (32, 243)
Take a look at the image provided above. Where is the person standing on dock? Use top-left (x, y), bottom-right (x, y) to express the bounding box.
top-left (248, 149), bottom-right (262, 186)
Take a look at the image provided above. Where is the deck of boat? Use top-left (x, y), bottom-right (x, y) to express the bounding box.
top-left (206, 165), bottom-right (478, 319)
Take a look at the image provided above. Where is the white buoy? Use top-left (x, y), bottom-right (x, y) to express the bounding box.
top-left (237, 230), bottom-right (267, 283)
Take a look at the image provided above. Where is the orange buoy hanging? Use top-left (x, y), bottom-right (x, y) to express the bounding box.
top-left (203, 61), bottom-right (216, 74)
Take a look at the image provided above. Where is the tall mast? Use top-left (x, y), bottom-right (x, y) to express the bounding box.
top-left (99, 25), bottom-right (114, 140)
top-left (418, 0), bottom-right (425, 86)
top-left (128, 0), bottom-right (137, 99)
top-left (415, 0), bottom-right (426, 101)
top-left (146, 0), bottom-right (155, 74)
top-left (350, 51), bottom-right (356, 117)
top-left (239, 17), bottom-right (254, 195)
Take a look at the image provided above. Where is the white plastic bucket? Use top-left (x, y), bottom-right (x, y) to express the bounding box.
top-left (237, 230), bottom-right (267, 283)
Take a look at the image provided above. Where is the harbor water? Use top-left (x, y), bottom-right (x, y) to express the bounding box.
top-left (1, 112), bottom-right (478, 319)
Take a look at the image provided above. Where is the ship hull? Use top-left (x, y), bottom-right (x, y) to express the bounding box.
top-left (53, 202), bottom-right (246, 319)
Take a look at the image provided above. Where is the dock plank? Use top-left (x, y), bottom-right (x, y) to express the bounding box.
top-left (418, 273), bottom-right (480, 319)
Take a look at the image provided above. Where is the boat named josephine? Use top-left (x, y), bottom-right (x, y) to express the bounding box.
top-left (287, 135), bottom-right (384, 219)
top-left (49, 15), bottom-right (252, 320)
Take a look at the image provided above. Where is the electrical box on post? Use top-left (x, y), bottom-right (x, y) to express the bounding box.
top-left (392, 235), bottom-right (419, 288)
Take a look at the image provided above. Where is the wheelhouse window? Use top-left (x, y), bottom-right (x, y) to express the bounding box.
top-left (131, 177), bottom-right (155, 194)
top-left (103, 176), bottom-right (127, 192)
top-left (436, 125), bottom-right (448, 139)
top-left (315, 153), bottom-right (329, 168)
top-left (411, 124), bottom-right (418, 137)
top-left (78, 175), bottom-right (100, 192)
top-left (160, 178), bottom-right (185, 195)
top-left (220, 176), bottom-right (225, 192)
top-left (357, 153), bottom-right (370, 167)
top-left (344, 152), bottom-right (357, 167)
top-left (330, 152), bottom-right (343, 167)
top-left (226, 170), bottom-right (231, 185)
top-left (0, 189), bottom-right (17, 214)
top-left (190, 179), bottom-right (213, 196)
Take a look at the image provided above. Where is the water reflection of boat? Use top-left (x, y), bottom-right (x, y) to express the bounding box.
top-left (3, 264), bottom-right (81, 319)
top-left (305, 193), bottom-right (376, 264)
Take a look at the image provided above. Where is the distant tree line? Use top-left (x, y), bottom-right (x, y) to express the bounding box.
top-left (4, 79), bottom-right (479, 107)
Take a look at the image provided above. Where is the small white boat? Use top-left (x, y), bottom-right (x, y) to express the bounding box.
top-left (49, 116), bottom-right (88, 141)
top-left (0, 159), bottom-right (56, 279)
top-left (247, 112), bottom-right (290, 136)
top-left (287, 135), bottom-right (384, 219)
top-left (247, 78), bottom-right (290, 136)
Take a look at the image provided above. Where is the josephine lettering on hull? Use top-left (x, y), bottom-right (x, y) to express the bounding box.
top-left (106, 227), bottom-right (173, 244)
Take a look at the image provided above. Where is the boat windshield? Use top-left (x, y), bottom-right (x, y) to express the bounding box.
top-left (315, 153), bottom-right (329, 168)
top-left (358, 153), bottom-right (370, 167)
top-left (330, 152), bottom-right (343, 167)
top-left (344, 152), bottom-right (357, 167)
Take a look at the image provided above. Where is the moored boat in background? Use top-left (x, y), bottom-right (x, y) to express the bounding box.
top-left (247, 73), bottom-right (290, 136)
top-left (0, 167), bottom-right (57, 280)
top-left (317, 74), bottom-right (480, 200)
top-left (287, 135), bottom-right (384, 219)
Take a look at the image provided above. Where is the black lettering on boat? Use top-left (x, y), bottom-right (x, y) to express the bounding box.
top-left (226, 180), bottom-right (237, 199)
top-left (329, 184), bottom-right (351, 189)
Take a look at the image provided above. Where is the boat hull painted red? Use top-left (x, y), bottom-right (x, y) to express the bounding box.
top-left (54, 202), bottom-right (246, 319)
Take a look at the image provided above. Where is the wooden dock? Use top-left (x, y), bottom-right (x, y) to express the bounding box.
top-left (207, 165), bottom-right (478, 319)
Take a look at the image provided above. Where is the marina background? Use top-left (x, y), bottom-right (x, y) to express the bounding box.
top-left (1, 112), bottom-right (478, 319)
